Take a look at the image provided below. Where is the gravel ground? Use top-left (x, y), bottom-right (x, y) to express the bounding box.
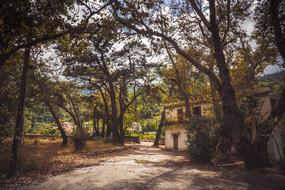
top-left (21, 143), bottom-right (285, 190)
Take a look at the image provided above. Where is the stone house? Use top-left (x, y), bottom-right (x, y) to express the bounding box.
top-left (164, 87), bottom-right (285, 163)
top-left (164, 102), bottom-right (213, 151)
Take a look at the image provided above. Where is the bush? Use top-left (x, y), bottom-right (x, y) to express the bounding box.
top-left (73, 127), bottom-right (89, 150)
top-left (186, 117), bottom-right (219, 162)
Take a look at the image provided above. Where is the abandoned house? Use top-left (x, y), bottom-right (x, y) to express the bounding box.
top-left (164, 101), bottom-right (213, 151)
top-left (164, 87), bottom-right (285, 163)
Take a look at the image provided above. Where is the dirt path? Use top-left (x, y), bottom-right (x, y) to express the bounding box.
top-left (21, 143), bottom-right (285, 190)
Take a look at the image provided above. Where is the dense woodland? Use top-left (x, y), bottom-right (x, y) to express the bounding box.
top-left (0, 0), bottom-right (285, 178)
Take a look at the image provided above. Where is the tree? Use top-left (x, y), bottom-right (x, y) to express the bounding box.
top-left (8, 47), bottom-right (30, 177)
top-left (0, 0), bottom-right (112, 69)
top-left (58, 20), bottom-right (154, 144)
top-left (161, 49), bottom-right (211, 121)
top-left (154, 109), bottom-right (165, 147)
top-left (30, 71), bottom-right (69, 146)
top-left (55, 81), bottom-right (89, 149)
top-left (267, 0), bottom-right (285, 119)
top-left (112, 0), bottom-right (254, 163)
top-left (163, 43), bottom-right (193, 121)
top-left (4, 0), bottom-right (113, 177)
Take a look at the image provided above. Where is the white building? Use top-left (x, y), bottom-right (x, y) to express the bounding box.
top-left (164, 88), bottom-right (285, 163)
top-left (164, 102), bottom-right (213, 151)
top-left (129, 122), bottom-right (142, 133)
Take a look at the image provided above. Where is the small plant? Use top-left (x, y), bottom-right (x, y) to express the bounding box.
top-left (186, 117), bottom-right (219, 162)
top-left (135, 159), bottom-right (151, 164)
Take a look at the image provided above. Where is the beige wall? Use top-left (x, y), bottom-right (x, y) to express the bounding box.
top-left (257, 96), bottom-right (272, 122)
top-left (165, 126), bottom-right (188, 151)
top-left (254, 93), bottom-right (284, 162)
top-left (165, 103), bottom-right (213, 121)
top-left (267, 125), bottom-right (285, 162)
top-left (165, 106), bottom-right (185, 121)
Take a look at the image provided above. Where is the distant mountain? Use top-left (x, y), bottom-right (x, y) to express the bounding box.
top-left (261, 70), bottom-right (285, 80)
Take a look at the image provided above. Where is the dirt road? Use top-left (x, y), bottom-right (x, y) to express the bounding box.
top-left (21, 143), bottom-right (285, 190)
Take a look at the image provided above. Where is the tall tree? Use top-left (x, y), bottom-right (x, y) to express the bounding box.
top-left (112, 0), bottom-right (254, 163)
top-left (0, 0), bottom-right (112, 69)
top-left (8, 47), bottom-right (30, 177)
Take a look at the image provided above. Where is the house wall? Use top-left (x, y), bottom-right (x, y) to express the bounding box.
top-left (267, 122), bottom-right (285, 162)
top-left (165, 103), bottom-right (213, 121)
top-left (165, 126), bottom-right (188, 151)
top-left (165, 106), bottom-right (185, 121)
top-left (257, 96), bottom-right (272, 122)
top-left (256, 93), bottom-right (284, 162)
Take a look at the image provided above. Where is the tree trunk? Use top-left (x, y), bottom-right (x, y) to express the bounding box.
top-left (101, 116), bottom-right (106, 138)
top-left (184, 95), bottom-right (191, 121)
top-left (207, 0), bottom-right (242, 162)
top-left (45, 102), bottom-right (68, 145)
top-left (118, 114), bottom-right (125, 144)
top-left (208, 62), bottom-right (222, 121)
top-left (118, 85), bottom-right (126, 144)
top-left (269, 0), bottom-right (285, 120)
top-left (8, 47), bottom-right (30, 177)
top-left (239, 130), bottom-right (270, 170)
top-left (214, 74), bottom-right (241, 162)
top-left (109, 83), bottom-right (121, 144)
top-left (154, 110), bottom-right (166, 147)
top-left (106, 121), bottom-right (112, 137)
top-left (99, 87), bottom-right (111, 138)
top-left (96, 118), bottom-right (100, 136)
top-left (92, 111), bottom-right (100, 137)
top-left (269, 0), bottom-right (285, 61)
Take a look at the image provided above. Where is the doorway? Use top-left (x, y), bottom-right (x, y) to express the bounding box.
top-left (173, 134), bottom-right (179, 150)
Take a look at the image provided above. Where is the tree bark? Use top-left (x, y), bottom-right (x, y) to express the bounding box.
top-left (101, 116), bottom-right (106, 138)
top-left (109, 83), bottom-right (121, 144)
top-left (184, 95), bottom-right (191, 121)
top-left (269, 0), bottom-right (285, 119)
top-left (98, 87), bottom-right (111, 138)
top-left (45, 101), bottom-right (68, 145)
top-left (8, 47), bottom-right (30, 177)
top-left (269, 0), bottom-right (285, 61)
top-left (92, 110), bottom-right (100, 137)
top-left (208, 0), bottom-right (241, 162)
top-left (154, 110), bottom-right (166, 147)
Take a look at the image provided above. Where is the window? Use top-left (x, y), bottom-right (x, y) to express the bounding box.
top-left (177, 108), bottom-right (184, 122)
top-left (193, 106), bottom-right (202, 116)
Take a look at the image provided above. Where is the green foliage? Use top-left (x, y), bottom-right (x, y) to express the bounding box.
top-left (25, 123), bottom-right (60, 135)
top-left (141, 118), bottom-right (158, 133)
top-left (186, 117), bottom-right (219, 162)
top-left (130, 133), bottom-right (156, 141)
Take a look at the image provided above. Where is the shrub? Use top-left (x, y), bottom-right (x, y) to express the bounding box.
top-left (48, 128), bottom-right (57, 135)
top-left (73, 127), bottom-right (89, 150)
top-left (186, 117), bottom-right (219, 162)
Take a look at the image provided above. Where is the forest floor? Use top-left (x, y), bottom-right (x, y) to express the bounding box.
top-left (0, 138), bottom-right (132, 189)
top-left (12, 142), bottom-right (285, 190)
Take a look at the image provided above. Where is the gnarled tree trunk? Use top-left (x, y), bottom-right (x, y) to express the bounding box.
top-left (45, 101), bottom-right (68, 146)
top-left (8, 47), bottom-right (30, 177)
top-left (154, 110), bottom-right (166, 147)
